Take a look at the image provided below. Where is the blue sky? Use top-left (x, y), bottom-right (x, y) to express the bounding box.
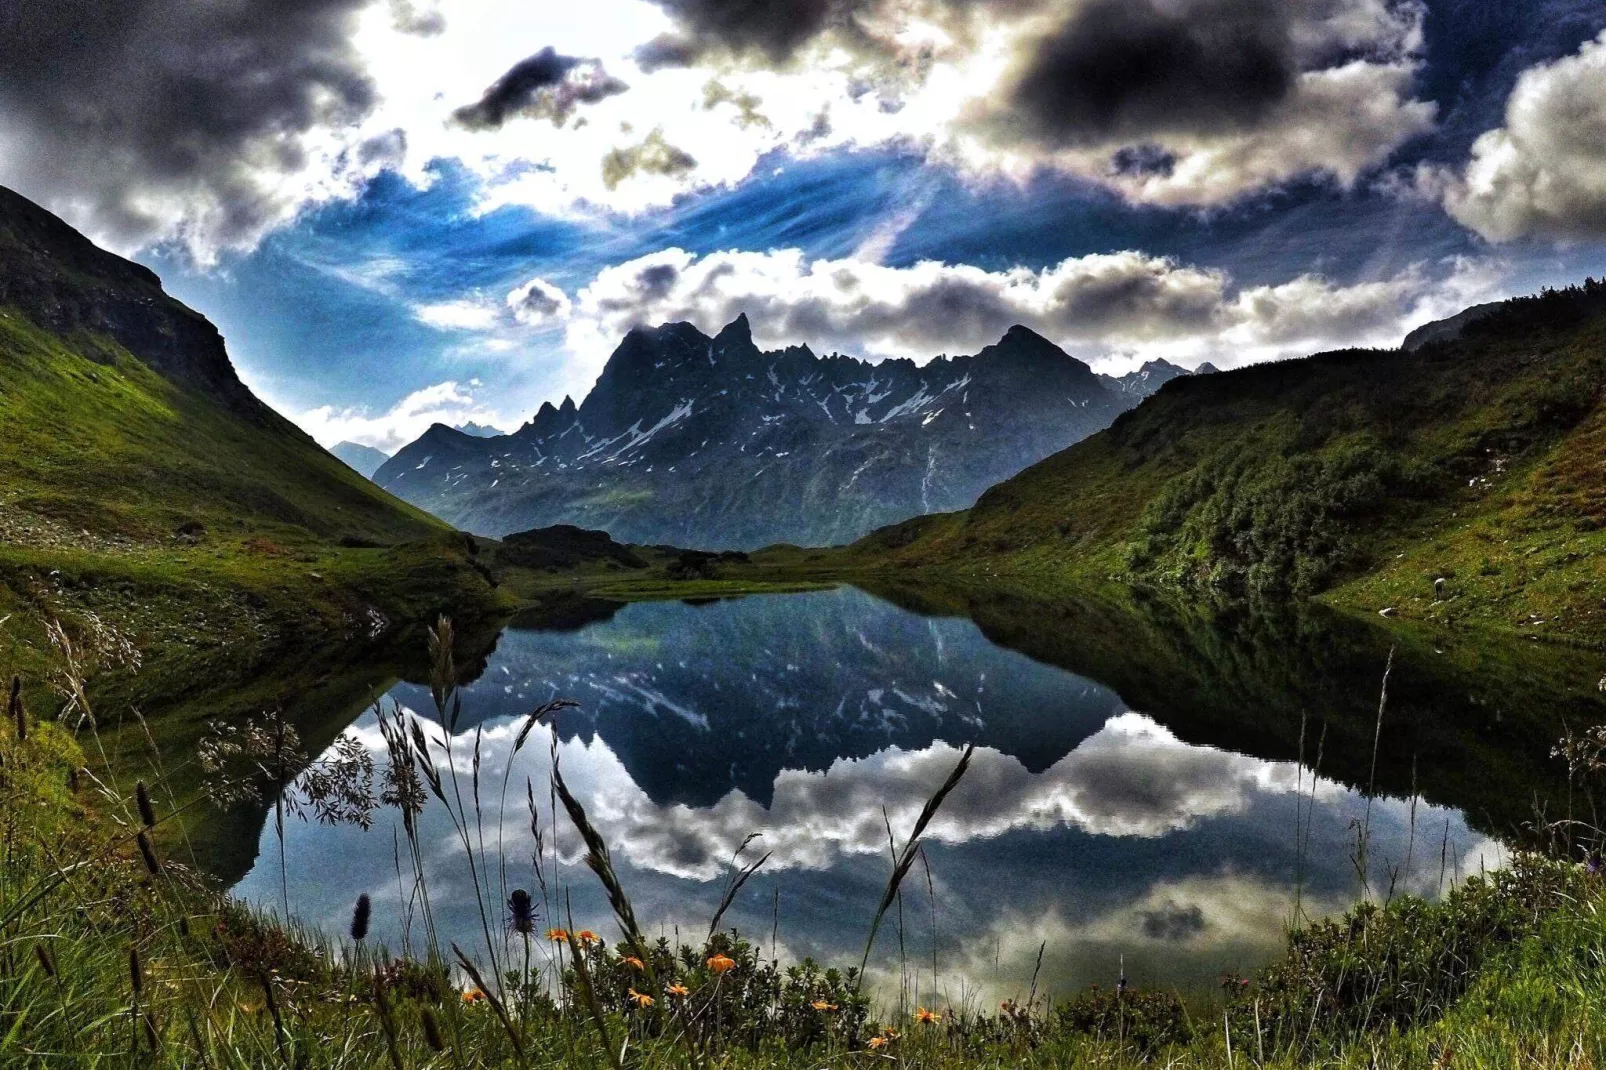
top-left (4, 0), bottom-right (1604, 450)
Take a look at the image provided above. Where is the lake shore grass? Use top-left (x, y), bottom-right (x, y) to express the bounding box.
top-left (3, 636), bottom-right (1606, 1069)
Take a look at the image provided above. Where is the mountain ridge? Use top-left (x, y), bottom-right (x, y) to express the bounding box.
top-left (846, 280), bottom-right (1606, 641)
top-left (377, 315), bottom-right (1207, 548)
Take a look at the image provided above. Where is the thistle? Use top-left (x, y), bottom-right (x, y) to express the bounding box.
top-left (507, 888), bottom-right (537, 935)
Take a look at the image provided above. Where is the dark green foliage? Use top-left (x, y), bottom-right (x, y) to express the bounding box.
top-left (1234, 855), bottom-right (1591, 1053)
top-left (1134, 441), bottom-right (1440, 598)
top-left (1056, 987), bottom-right (1192, 1054)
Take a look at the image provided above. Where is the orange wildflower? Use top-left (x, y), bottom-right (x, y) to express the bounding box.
top-left (706, 953), bottom-right (736, 974)
top-left (811, 1000), bottom-right (838, 1012)
top-left (914, 1007), bottom-right (941, 1024)
top-left (576, 930), bottom-right (601, 944)
top-left (461, 988), bottom-right (486, 1004)
top-left (667, 983), bottom-right (690, 997)
top-left (545, 928), bottom-right (569, 942)
top-left (623, 956), bottom-right (645, 970)
top-left (627, 988), bottom-right (654, 1007)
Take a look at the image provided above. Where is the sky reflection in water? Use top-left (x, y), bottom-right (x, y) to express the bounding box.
top-left (234, 589), bottom-right (1500, 1002)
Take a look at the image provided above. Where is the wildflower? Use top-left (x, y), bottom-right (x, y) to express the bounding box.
top-left (706, 953), bottom-right (735, 973)
top-left (545, 928), bottom-right (569, 942)
top-left (667, 983), bottom-right (690, 997)
top-left (880, 1028), bottom-right (900, 1039)
top-left (577, 930), bottom-right (601, 944)
top-left (461, 987), bottom-right (486, 1004)
top-left (914, 1007), bottom-right (941, 1024)
top-left (1588, 851), bottom-right (1602, 876)
top-left (812, 1000), bottom-right (838, 1012)
top-left (628, 987), bottom-right (654, 1007)
top-left (623, 955), bottom-right (645, 970)
top-left (867, 1036), bottom-right (887, 1050)
top-left (507, 889), bottom-right (537, 935)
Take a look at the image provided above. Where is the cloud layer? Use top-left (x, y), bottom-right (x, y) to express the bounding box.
top-left (1437, 30), bottom-right (1606, 241)
top-left (295, 380), bottom-right (507, 451)
top-left (553, 246), bottom-right (1501, 376)
top-left (0, 0), bottom-right (381, 261)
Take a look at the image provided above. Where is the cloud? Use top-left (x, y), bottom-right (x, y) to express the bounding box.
top-left (559, 246), bottom-right (1502, 376)
top-left (1000, 0), bottom-right (1301, 147)
top-left (389, 0), bottom-right (446, 36)
top-left (1436, 30), bottom-right (1606, 242)
top-left (601, 130), bottom-right (700, 190)
top-left (0, 0), bottom-right (381, 262)
top-left (451, 47), bottom-right (628, 131)
top-left (414, 299), bottom-right (502, 331)
top-left (293, 380), bottom-right (507, 452)
top-left (506, 277), bottom-right (574, 326)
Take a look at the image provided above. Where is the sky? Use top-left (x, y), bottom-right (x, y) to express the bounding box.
top-left (3, 0), bottom-right (1605, 451)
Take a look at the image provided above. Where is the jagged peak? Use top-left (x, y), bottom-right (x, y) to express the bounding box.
top-left (715, 312), bottom-right (753, 347)
top-left (559, 395), bottom-right (577, 415)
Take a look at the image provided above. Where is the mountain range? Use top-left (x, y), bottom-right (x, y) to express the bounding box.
top-left (375, 315), bottom-right (1208, 548)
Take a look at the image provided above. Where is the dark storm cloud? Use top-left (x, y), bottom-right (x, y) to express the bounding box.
top-left (452, 47), bottom-right (629, 131)
top-left (634, 0), bottom-right (839, 68)
top-left (1005, 0), bottom-right (1300, 147)
top-left (0, 0), bottom-right (376, 255)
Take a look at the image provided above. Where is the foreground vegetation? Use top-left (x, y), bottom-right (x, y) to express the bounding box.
top-left (847, 282), bottom-right (1606, 646)
top-left (5, 617), bottom-right (1606, 1069)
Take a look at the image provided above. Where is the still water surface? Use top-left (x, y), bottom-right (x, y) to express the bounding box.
top-left (234, 588), bottom-right (1510, 1002)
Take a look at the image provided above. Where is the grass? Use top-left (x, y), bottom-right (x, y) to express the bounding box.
top-left (5, 621), bottom-right (1606, 1068)
top-left (834, 283), bottom-right (1606, 647)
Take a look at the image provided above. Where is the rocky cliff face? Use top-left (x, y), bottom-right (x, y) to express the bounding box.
top-left (0, 185), bottom-right (261, 414)
top-left (378, 315), bottom-right (1200, 548)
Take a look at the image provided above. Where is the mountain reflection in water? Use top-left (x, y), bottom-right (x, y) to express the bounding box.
top-left (235, 588), bottom-right (1511, 1000)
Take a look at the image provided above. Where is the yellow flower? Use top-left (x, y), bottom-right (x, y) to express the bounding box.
top-left (867, 1036), bottom-right (887, 1050)
top-left (461, 988), bottom-right (486, 1004)
top-left (577, 930), bottom-right (601, 944)
top-left (706, 953), bottom-right (736, 974)
top-left (914, 1007), bottom-right (941, 1024)
top-left (545, 928), bottom-right (569, 942)
top-left (667, 983), bottom-right (690, 997)
top-left (812, 1000), bottom-right (838, 1012)
top-left (623, 956), bottom-right (645, 970)
top-left (628, 987), bottom-right (654, 1007)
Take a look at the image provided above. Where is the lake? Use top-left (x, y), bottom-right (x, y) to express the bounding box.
top-left (225, 585), bottom-right (1601, 1005)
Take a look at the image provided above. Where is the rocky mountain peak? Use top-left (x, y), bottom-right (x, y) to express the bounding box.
top-left (0, 184), bottom-right (260, 413)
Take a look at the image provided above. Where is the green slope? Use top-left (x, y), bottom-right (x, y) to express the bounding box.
top-left (0, 184), bottom-right (501, 698)
top-left (850, 282), bottom-right (1606, 643)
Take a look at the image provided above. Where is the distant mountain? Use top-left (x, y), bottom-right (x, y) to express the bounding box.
top-left (1402, 301), bottom-right (1503, 350)
top-left (852, 282), bottom-right (1606, 640)
top-left (1098, 358), bottom-right (1214, 400)
top-left (376, 316), bottom-right (1202, 548)
top-left (331, 441), bottom-right (390, 479)
top-left (454, 422), bottom-right (503, 438)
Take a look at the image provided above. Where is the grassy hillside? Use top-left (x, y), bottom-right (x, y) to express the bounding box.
top-left (0, 184), bottom-right (502, 703)
top-left (850, 282), bottom-right (1606, 643)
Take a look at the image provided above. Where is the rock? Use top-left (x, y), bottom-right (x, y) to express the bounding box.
top-left (1379, 607), bottom-right (1398, 618)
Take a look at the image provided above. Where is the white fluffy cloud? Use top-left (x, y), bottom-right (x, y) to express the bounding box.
top-left (555, 246), bottom-right (1502, 380)
top-left (1436, 31), bottom-right (1606, 242)
top-left (294, 380), bottom-right (508, 451)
